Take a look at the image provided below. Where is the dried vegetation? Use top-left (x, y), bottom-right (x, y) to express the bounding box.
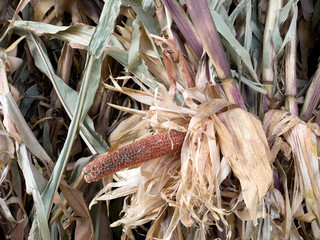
top-left (1, 0), bottom-right (320, 239)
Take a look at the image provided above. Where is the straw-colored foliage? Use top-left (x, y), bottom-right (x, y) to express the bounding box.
top-left (1, 0), bottom-right (320, 239)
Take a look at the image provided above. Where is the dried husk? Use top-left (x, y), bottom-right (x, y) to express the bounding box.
top-left (215, 108), bottom-right (273, 224)
top-left (263, 110), bottom-right (320, 238)
top-left (88, 81), bottom-right (275, 238)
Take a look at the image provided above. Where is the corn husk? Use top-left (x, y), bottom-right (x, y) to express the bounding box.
top-left (88, 82), bottom-right (274, 238)
top-left (263, 110), bottom-right (320, 238)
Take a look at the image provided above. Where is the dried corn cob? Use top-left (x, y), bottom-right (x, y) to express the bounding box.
top-left (82, 127), bottom-right (187, 182)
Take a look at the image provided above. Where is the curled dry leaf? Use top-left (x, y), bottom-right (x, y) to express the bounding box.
top-left (0, 50), bottom-right (22, 144)
top-left (215, 108), bottom-right (273, 223)
top-left (2, 110), bottom-right (22, 144)
top-left (263, 110), bottom-right (320, 237)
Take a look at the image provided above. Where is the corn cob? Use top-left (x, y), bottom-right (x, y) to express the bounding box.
top-left (82, 127), bottom-right (187, 182)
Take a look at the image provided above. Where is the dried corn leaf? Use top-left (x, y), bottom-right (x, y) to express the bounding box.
top-left (59, 184), bottom-right (94, 240)
top-left (16, 143), bottom-right (50, 240)
top-left (13, 20), bottom-right (95, 49)
top-left (215, 108), bottom-right (273, 223)
top-left (104, 76), bottom-right (155, 106)
top-left (263, 110), bottom-right (320, 237)
top-left (178, 116), bottom-right (224, 227)
top-left (0, 51), bottom-right (51, 165)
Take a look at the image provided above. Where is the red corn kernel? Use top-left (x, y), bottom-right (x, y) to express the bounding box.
top-left (82, 128), bottom-right (187, 182)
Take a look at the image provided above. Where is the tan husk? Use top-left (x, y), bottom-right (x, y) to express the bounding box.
top-left (215, 108), bottom-right (273, 224)
top-left (88, 81), bottom-right (275, 238)
top-left (263, 110), bottom-right (320, 238)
